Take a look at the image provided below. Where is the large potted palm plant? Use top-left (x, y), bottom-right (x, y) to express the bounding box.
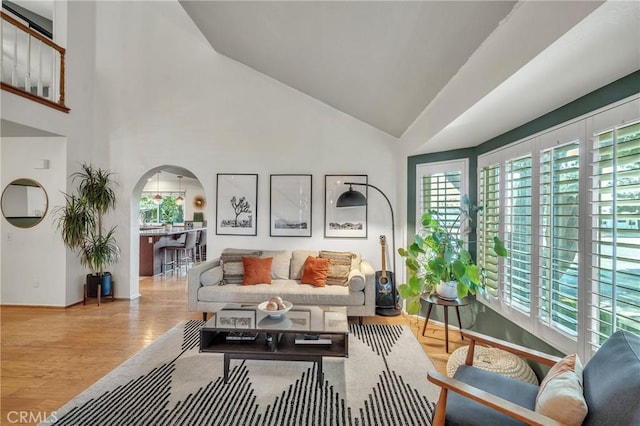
top-left (398, 195), bottom-right (507, 314)
top-left (55, 164), bottom-right (120, 297)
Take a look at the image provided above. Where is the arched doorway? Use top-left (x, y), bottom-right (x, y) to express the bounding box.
top-left (132, 166), bottom-right (207, 279)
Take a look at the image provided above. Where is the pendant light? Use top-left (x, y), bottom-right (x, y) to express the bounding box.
top-left (153, 171), bottom-right (162, 204)
top-left (176, 176), bottom-right (184, 205)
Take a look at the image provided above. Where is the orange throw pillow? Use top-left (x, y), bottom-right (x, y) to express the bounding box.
top-left (242, 257), bottom-right (273, 285)
top-left (301, 256), bottom-right (329, 287)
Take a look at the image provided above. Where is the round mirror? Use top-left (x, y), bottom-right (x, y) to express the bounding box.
top-left (1, 178), bottom-right (48, 228)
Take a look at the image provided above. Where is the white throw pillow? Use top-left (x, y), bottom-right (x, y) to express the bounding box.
top-left (201, 266), bottom-right (223, 286)
top-left (535, 354), bottom-right (588, 426)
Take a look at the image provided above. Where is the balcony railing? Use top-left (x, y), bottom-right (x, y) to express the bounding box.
top-left (1, 11), bottom-right (69, 112)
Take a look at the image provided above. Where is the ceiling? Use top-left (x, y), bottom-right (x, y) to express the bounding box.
top-left (179, 1), bottom-right (640, 151)
top-left (3, 1), bottom-right (638, 153)
top-left (179, 0), bottom-right (517, 138)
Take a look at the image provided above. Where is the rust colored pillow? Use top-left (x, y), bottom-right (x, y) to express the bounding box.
top-left (242, 257), bottom-right (273, 285)
top-left (301, 256), bottom-right (329, 287)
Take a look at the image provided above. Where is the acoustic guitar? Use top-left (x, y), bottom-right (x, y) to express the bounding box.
top-left (375, 235), bottom-right (396, 308)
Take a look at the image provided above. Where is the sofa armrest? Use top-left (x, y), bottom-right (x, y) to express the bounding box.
top-left (187, 258), bottom-right (222, 311)
top-left (358, 259), bottom-right (376, 313)
top-left (461, 330), bottom-right (562, 367)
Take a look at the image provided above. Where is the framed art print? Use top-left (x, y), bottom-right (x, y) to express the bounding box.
top-left (270, 174), bottom-right (312, 237)
top-left (286, 309), bottom-right (311, 330)
top-left (216, 174), bottom-right (258, 236)
top-left (216, 309), bottom-right (256, 329)
top-left (324, 174), bottom-right (368, 238)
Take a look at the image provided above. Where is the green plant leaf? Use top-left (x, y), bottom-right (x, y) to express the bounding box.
top-left (457, 284), bottom-right (470, 299)
top-left (421, 213), bottom-right (433, 228)
top-left (406, 298), bottom-right (423, 315)
top-left (398, 247), bottom-right (408, 257)
top-left (493, 236), bottom-right (508, 257)
top-left (466, 264), bottom-right (480, 285)
top-left (451, 260), bottom-right (466, 280)
top-left (406, 258), bottom-right (420, 273)
top-left (459, 249), bottom-right (472, 265)
top-left (398, 284), bottom-right (413, 299)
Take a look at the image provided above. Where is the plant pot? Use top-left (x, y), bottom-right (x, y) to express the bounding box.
top-left (101, 272), bottom-right (112, 296)
top-left (436, 280), bottom-right (458, 300)
top-left (86, 272), bottom-right (112, 297)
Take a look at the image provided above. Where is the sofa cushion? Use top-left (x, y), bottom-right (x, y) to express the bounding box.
top-left (319, 250), bottom-right (354, 286)
top-left (447, 365), bottom-right (539, 426)
top-left (197, 279), bottom-right (364, 306)
top-left (301, 256), bottom-right (329, 287)
top-left (201, 266), bottom-right (223, 286)
top-left (290, 250), bottom-right (319, 279)
top-left (221, 250), bottom-right (262, 284)
top-left (242, 257), bottom-right (273, 285)
top-left (261, 250), bottom-right (291, 279)
top-left (535, 354), bottom-right (587, 426)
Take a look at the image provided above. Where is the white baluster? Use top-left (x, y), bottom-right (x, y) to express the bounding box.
top-left (37, 38), bottom-right (43, 96)
top-left (25, 34), bottom-right (31, 93)
top-left (12, 24), bottom-right (17, 86)
top-left (50, 48), bottom-right (56, 101)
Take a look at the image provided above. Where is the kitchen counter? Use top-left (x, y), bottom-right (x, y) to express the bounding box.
top-left (139, 227), bottom-right (205, 276)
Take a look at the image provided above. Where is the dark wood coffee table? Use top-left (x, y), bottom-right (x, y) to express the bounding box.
top-left (200, 304), bottom-right (349, 387)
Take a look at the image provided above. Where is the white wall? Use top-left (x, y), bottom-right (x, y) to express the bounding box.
top-left (0, 1), bottom-right (401, 306)
top-left (0, 138), bottom-right (67, 305)
top-left (1, 1), bottom-right (98, 306)
top-left (92, 1), bottom-right (399, 301)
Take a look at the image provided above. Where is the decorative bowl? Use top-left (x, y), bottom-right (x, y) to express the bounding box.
top-left (257, 300), bottom-right (293, 318)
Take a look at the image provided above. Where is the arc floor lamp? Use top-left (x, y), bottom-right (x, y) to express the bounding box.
top-left (336, 182), bottom-right (401, 316)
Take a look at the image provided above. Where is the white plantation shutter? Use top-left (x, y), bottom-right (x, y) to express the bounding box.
top-left (422, 171), bottom-right (462, 229)
top-left (588, 119), bottom-right (640, 348)
top-left (416, 160), bottom-right (468, 232)
top-left (478, 163), bottom-right (500, 297)
top-left (538, 141), bottom-right (581, 336)
top-left (504, 156), bottom-right (533, 314)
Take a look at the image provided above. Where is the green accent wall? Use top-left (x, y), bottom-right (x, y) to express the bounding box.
top-left (405, 70), bottom-right (640, 362)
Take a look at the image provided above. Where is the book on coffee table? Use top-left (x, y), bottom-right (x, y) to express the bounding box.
top-left (226, 332), bottom-right (259, 341)
top-left (294, 333), bottom-right (332, 345)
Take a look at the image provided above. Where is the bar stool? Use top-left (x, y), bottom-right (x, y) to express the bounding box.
top-left (165, 231), bottom-right (197, 273)
top-left (195, 229), bottom-right (207, 262)
top-left (161, 233), bottom-right (185, 275)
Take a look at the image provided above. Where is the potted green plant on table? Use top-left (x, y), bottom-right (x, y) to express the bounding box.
top-left (398, 195), bottom-right (507, 314)
top-left (55, 164), bottom-right (120, 298)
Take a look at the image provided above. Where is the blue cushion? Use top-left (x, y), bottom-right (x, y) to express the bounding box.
top-left (582, 330), bottom-right (640, 426)
top-left (445, 365), bottom-right (538, 426)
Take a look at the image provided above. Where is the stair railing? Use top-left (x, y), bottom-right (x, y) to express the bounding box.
top-left (1, 11), bottom-right (69, 112)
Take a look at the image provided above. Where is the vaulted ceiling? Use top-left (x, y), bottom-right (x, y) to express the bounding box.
top-left (179, 1), bottom-right (640, 153)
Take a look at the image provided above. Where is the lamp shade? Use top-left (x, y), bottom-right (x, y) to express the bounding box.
top-left (336, 186), bottom-right (367, 207)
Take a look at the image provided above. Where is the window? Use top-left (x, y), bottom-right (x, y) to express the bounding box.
top-left (589, 118), bottom-right (640, 346)
top-left (477, 97), bottom-right (640, 360)
top-left (478, 163), bottom-right (500, 297)
top-left (140, 192), bottom-right (185, 225)
top-left (416, 160), bottom-right (468, 246)
top-left (539, 142), bottom-right (580, 336)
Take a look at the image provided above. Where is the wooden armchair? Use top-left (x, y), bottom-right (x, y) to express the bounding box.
top-left (428, 329), bottom-right (640, 426)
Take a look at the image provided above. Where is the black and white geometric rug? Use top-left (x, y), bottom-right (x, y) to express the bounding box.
top-left (48, 321), bottom-right (438, 425)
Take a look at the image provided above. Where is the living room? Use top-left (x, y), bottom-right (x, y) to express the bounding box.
top-left (1, 1), bottom-right (639, 425)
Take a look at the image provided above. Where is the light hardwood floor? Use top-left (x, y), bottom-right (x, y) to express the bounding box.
top-left (1, 274), bottom-right (466, 424)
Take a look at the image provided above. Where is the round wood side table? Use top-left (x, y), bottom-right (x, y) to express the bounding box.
top-left (420, 294), bottom-right (469, 353)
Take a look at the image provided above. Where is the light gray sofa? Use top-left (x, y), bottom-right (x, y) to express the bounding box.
top-left (188, 248), bottom-right (376, 321)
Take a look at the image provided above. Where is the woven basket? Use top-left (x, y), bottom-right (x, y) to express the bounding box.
top-left (447, 345), bottom-right (539, 385)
